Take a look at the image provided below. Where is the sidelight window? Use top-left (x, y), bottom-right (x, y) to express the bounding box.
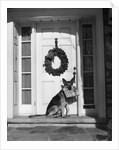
top-left (21, 27), bottom-right (32, 104)
top-left (82, 23), bottom-right (95, 109)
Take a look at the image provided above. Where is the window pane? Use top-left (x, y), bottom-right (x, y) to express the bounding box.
top-left (22, 74), bottom-right (31, 88)
top-left (22, 42), bottom-right (31, 56)
top-left (82, 24), bottom-right (92, 39)
top-left (22, 90), bottom-right (31, 104)
top-left (83, 104), bottom-right (95, 109)
top-left (14, 82), bottom-right (18, 105)
top-left (83, 56), bottom-right (93, 71)
top-left (83, 40), bottom-right (93, 55)
top-left (84, 89), bottom-right (94, 104)
top-left (83, 72), bottom-right (94, 87)
top-left (13, 45), bottom-right (18, 71)
top-left (22, 27), bottom-right (31, 41)
top-left (22, 58), bottom-right (31, 72)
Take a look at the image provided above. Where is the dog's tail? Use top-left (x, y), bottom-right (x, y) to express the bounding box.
top-left (28, 114), bottom-right (46, 118)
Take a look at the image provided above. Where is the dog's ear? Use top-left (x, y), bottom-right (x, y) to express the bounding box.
top-left (62, 78), bottom-right (67, 85)
top-left (70, 76), bottom-right (75, 84)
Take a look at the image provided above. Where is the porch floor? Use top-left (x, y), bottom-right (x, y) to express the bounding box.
top-left (7, 115), bottom-right (107, 125)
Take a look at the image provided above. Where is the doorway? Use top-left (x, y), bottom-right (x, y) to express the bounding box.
top-left (36, 20), bottom-right (97, 116)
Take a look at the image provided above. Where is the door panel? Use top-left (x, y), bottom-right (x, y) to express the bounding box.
top-left (37, 21), bottom-right (77, 114)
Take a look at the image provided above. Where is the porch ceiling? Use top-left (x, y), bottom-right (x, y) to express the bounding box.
top-left (14, 16), bottom-right (81, 23)
top-left (7, 8), bottom-right (100, 23)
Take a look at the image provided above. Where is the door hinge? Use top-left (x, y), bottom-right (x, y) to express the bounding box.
top-left (34, 101), bottom-right (36, 106)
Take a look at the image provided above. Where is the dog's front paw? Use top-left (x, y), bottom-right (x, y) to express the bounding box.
top-left (62, 115), bottom-right (70, 118)
top-left (62, 116), bottom-right (66, 118)
top-left (62, 115), bottom-right (66, 118)
top-left (66, 115), bottom-right (70, 117)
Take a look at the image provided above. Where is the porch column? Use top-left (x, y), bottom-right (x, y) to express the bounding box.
top-left (31, 23), bottom-right (37, 114)
top-left (96, 9), bottom-right (106, 118)
top-left (76, 20), bottom-right (82, 116)
top-left (7, 22), bottom-right (14, 118)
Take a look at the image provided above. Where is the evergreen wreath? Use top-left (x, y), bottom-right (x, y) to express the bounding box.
top-left (43, 47), bottom-right (69, 76)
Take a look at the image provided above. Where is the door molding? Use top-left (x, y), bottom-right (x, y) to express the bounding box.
top-left (18, 24), bottom-right (36, 116)
top-left (36, 21), bottom-right (77, 114)
top-left (16, 9), bottom-right (105, 118)
top-left (31, 23), bottom-right (37, 115)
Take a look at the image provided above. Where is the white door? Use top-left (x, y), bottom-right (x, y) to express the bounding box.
top-left (36, 21), bottom-right (77, 114)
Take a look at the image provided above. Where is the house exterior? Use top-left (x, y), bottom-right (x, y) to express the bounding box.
top-left (7, 8), bottom-right (112, 120)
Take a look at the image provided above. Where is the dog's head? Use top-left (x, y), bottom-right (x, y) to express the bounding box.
top-left (62, 77), bottom-right (75, 90)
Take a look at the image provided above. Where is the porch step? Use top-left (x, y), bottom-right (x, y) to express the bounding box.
top-left (7, 116), bottom-right (107, 127)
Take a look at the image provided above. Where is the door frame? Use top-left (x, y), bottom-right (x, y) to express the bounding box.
top-left (76, 10), bottom-right (106, 118)
top-left (18, 23), bottom-right (37, 116)
top-left (16, 10), bottom-right (105, 118)
top-left (36, 20), bottom-right (78, 115)
top-left (35, 19), bottom-right (99, 116)
top-left (78, 19), bottom-right (98, 116)
top-left (76, 19), bottom-right (98, 116)
top-left (7, 9), bottom-right (106, 118)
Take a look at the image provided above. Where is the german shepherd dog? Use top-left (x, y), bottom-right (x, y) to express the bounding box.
top-left (46, 76), bottom-right (76, 117)
top-left (29, 74), bottom-right (77, 118)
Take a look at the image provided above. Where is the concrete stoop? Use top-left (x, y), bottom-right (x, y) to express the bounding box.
top-left (7, 116), bottom-right (110, 141)
top-left (7, 115), bottom-right (107, 128)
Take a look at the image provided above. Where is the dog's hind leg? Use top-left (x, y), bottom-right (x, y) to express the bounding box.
top-left (46, 105), bottom-right (59, 116)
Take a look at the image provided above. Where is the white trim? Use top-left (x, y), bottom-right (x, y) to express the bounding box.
top-left (18, 27), bottom-right (22, 115)
top-left (7, 22), bottom-right (14, 118)
top-left (76, 20), bottom-right (82, 116)
top-left (13, 22), bottom-right (19, 117)
top-left (36, 25), bottom-right (43, 114)
top-left (31, 23), bottom-right (37, 114)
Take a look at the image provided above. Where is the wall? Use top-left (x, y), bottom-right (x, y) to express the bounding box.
top-left (103, 8), bottom-right (112, 120)
top-left (103, 8), bottom-right (112, 140)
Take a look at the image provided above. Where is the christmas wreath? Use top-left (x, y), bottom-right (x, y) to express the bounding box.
top-left (43, 47), bottom-right (69, 76)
